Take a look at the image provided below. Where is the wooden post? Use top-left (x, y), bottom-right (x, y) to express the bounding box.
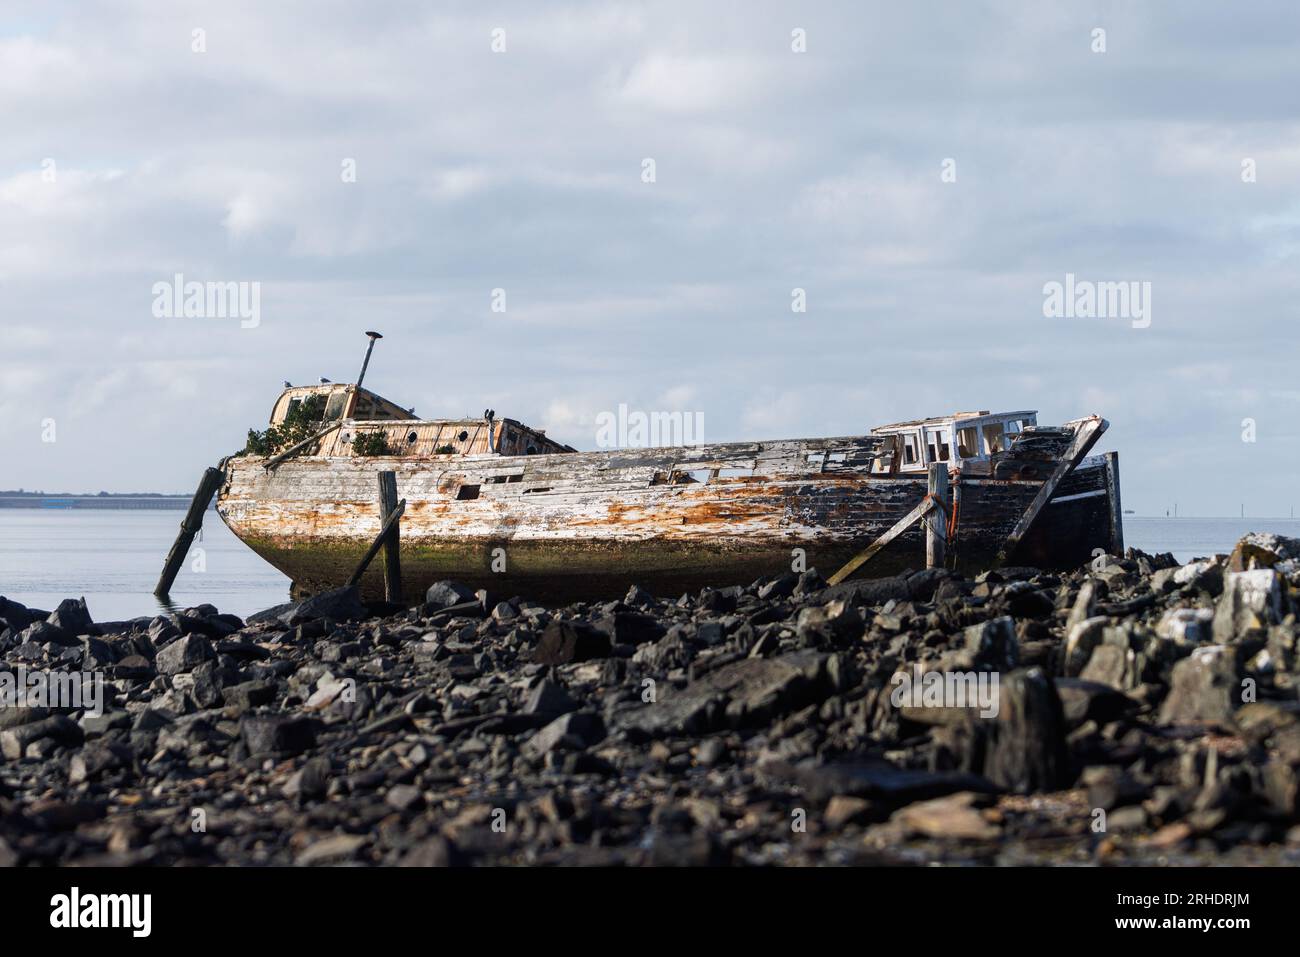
top-left (378, 471), bottom-right (402, 602)
top-left (1104, 451), bottom-right (1124, 556)
top-left (155, 466), bottom-right (225, 597)
top-left (347, 498), bottom-right (406, 588)
top-left (927, 463), bottom-right (949, 569)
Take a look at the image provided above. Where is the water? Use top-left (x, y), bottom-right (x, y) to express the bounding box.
top-left (1123, 517), bottom-right (1300, 563)
top-left (0, 510), bottom-right (290, 622)
top-left (2, 512), bottom-right (1299, 623)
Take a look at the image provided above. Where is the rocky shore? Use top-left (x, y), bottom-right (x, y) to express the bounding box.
top-left (3, 532), bottom-right (1300, 866)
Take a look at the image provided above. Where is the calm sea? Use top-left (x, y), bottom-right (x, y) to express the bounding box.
top-left (1, 511), bottom-right (1298, 623)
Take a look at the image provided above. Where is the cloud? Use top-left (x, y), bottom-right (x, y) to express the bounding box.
top-left (1, 0), bottom-right (1298, 516)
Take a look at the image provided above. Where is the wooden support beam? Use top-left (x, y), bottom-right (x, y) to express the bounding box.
top-left (926, 463), bottom-right (949, 570)
top-left (828, 494), bottom-right (937, 585)
top-left (997, 416), bottom-right (1108, 564)
top-left (1104, 451), bottom-right (1124, 556)
top-left (263, 421), bottom-right (342, 470)
top-left (377, 471), bottom-right (402, 602)
top-left (347, 497), bottom-right (406, 589)
top-left (155, 466), bottom-right (225, 597)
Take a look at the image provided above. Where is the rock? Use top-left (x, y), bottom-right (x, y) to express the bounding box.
top-left (280, 585), bottom-right (369, 626)
top-left (18, 620), bottom-right (76, 648)
top-left (425, 580), bottom-right (477, 609)
top-left (523, 711), bottom-right (606, 759)
top-left (523, 678), bottom-right (578, 716)
top-left (385, 784), bottom-right (424, 811)
top-left (978, 668), bottom-right (1070, 793)
top-left (400, 835), bottom-right (465, 867)
top-left (0, 714), bottom-right (83, 760)
top-left (892, 791), bottom-right (999, 840)
top-left (617, 651), bottom-right (834, 738)
top-left (241, 714), bottom-right (318, 756)
top-left (155, 634), bottom-right (216, 675)
top-left (1213, 570), bottom-right (1284, 642)
top-left (1158, 646), bottom-right (1240, 725)
top-left (1230, 532), bottom-right (1300, 572)
top-left (48, 597), bottom-right (93, 635)
top-left (1079, 643), bottom-right (1142, 691)
top-left (0, 597), bottom-right (36, 631)
top-left (1156, 607), bottom-right (1214, 644)
top-left (824, 795), bottom-right (874, 829)
top-left (295, 833), bottom-right (367, 866)
top-left (623, 584), bottom-right (656, 608)
top-left (945, 616), bottom-right (1019, 672)
top-left (769, 759), bottom-right (997, 806)
top-left (532, 620), bottom-right (611, 665)
top-left (1063, 616), bottom-right (1109, 677)
top-left (1054, 678), bottom-right (1135, 728)
top-left (593, 612), bottom-right (665, 646)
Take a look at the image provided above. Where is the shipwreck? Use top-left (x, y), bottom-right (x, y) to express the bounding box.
top-left (158, 334), bottom-right (1123, 604)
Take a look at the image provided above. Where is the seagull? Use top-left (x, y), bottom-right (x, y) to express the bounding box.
top-left (283, 381), bottom-right (292, 388)
top-left (319, 377), bottom-right (331, 384)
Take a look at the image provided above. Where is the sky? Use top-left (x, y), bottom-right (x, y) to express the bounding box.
top-left (1, 1), bottom-right (1298, 515)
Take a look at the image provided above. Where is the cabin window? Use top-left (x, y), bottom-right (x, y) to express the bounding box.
top-left (287, 398), bottom-right (302, 418)
top-left (526, 445), bottom-right (538, 455)
top-left (901, 434), bottom-right (920, 465)
top-left (1004, 419), bottom-right (1024, 440)
top-left (982, 424), bottom-right (1005, 455)
top-left (325, 393), bottom-right (347, 421)
top-left (956, 426), bottom-right (980, 459)
top-left (456, 484), bottom-right (480, 500)
top-left (649, 470), bottom-right (669, 486)
top-left (925, 428), bottom-right (950, 463)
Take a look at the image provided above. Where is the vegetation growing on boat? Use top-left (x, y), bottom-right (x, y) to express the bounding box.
top-left (352, 432), bottom-right (393, 456)
top-left (435, 444), bottom-right (457, 455)
top-left (241, 393), bottom-right (327, 456)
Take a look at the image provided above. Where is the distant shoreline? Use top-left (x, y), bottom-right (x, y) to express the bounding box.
top-left (0, 494), bottom-right (204, 510)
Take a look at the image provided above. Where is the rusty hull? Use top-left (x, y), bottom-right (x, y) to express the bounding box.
top-left (216, 436), bottom-right (1119, 603)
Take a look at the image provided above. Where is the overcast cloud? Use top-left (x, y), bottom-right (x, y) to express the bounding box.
top-left (2, 1), bottom-right (1298, 515)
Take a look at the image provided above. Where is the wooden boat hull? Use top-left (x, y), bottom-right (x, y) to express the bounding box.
top-left (216, 437), bottom-right (1122, 604)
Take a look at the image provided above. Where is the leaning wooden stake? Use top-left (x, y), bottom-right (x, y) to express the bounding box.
top-left (926, 463), bottom-right (949, 570)
top-left (997, 416), bottom-right (1108, 564)
top-left (377, 471), bottom-right (402, 602)
top-left (828, 494), bottom-right (937, 585)
top-left (155, 466), bottom-right (225, 597)
top-left (346, 497), bottom-right (406, 589)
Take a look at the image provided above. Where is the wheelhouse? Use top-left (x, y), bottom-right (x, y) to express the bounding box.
top-left (265, 383), bottom-right (575, 459)
top-left (870, 410), bottom-right (1038, 475)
